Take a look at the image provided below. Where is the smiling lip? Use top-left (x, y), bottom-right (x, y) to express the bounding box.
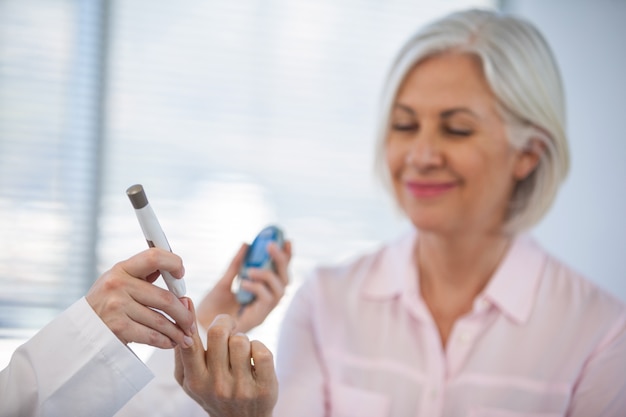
top-left (405, 181), bottom-right (457, 198)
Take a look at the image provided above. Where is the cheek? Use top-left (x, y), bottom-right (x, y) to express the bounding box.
top-left (462, 146), bottom-right (517, 197)
top-left (385, 142), bottom-right (404, 179)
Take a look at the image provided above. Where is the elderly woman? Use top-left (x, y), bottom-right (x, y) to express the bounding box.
top-left (269, 8), bottom-right (626, 417)
top-left (131, 8), bottom-right (626, 417)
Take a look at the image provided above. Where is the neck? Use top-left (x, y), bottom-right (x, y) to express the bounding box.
top-left (417, 230), bottom-right (512, 301)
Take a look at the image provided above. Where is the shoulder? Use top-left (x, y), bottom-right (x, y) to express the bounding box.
top-left (297, 230), bottom-right (416, 302)
top-left (538, 243), bottom-right (625, 318)
top-left (527, 238), bottom-right (626, 342)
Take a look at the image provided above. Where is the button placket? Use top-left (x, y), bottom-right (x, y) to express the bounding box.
top-left (446, 319), bottom-right (482, 380)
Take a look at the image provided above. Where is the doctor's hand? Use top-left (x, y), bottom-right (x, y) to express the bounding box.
top-left (175, 306), bottom-right (278, 417)
top-left (196, 240), bottom-right (292, 333)
top-left (86, 248), bottom-right (196, 349)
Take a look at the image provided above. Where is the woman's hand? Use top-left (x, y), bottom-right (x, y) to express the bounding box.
top-left (86, 248), bottom-right (196, 349)
top-left (196, 240), bottom-right (292, 333)
top-left (175, 304), bottom-right (278, 417)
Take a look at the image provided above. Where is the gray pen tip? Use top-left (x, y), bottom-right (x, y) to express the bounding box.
top-left (126, 184), bottom-right (149, 209)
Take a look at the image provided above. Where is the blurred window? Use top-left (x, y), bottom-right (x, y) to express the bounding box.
top-left (0, 0), bottom-right (494, 340)
top-left (0, 0), bottom-right (106, 330)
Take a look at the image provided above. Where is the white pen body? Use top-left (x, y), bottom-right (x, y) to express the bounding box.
top-left (134, 203), bottom-right (186, 297)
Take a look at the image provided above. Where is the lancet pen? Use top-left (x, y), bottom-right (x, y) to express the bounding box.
top-left (126, 184), bottom-right (186, 297)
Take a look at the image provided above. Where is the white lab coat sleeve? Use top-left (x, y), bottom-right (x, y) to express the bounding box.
top-left (0, 297), bottom-right (153, 417)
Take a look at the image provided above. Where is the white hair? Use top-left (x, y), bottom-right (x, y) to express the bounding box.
top-left (374, 9), bottom-right (570, 233)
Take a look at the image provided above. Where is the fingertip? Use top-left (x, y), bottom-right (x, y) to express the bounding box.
top-left (174, 264), bottom-right (185, 279)
top-left (285, 240), bottom-right (293, 255)
top-left (210, 313), bottom-right (237, 332)
top-left (183, 335), bottom-right (194, 348)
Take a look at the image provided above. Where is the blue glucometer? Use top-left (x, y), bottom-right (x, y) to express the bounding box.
top-left (236, 225), bottom-right (285, 306)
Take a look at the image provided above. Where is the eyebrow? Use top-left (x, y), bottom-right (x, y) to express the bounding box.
top-left (393, 103), bottom-right (415, 116)
top-left (441, 108), bottom-right (481, 119)
top-left (393, 104), bottom-right (481, 120)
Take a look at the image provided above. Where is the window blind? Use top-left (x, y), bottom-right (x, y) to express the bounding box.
top-left (0, 0), bottom-right (107, 330)
top-left (0, 0), bottom-right (494, 338)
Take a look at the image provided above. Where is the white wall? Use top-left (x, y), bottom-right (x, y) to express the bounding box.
top-left (504, 0), bottom-right (626, 301)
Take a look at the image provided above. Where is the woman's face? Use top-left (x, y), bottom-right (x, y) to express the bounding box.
top-left (386, 53), bottom-right (538, 235)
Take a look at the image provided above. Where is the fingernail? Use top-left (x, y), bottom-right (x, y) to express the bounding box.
top-left (180, 298), bottom-right (189, 309)
top-left (190, 322), bottom-right (197, 335)
top-left (183, 335), bottom-right (194, 348)
top-left (171, 340), bottom-right (177, 348)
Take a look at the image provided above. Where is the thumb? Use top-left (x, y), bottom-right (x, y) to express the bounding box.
top-left (174, 298), bottom-right (206, 386)
top-left (215, 243), bottom-right (248, 289)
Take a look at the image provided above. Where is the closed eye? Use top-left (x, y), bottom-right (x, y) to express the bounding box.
top-left (392, 123), bottom-right (418, 132)
top-left (444, 127), bottom-right (473, 137)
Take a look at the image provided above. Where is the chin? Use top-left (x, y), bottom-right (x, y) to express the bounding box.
top-left (406, 213), bottom-right (451, 234)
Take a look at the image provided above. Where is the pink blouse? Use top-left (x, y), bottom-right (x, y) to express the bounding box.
top-left (275, 230), bottom-right (626, 417)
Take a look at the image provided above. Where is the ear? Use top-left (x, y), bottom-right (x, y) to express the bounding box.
top-left (513, 138), bottom-right (544, 180)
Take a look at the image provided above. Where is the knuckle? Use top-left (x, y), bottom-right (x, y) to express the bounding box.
top-left (234, 384), bottom-right (256, 401)
top-left (229, 333), bottom-right (250, 349)
top-left (105, 297), bottom-right (125, 314)
top-left (111, 261), bottom-right (126, 273)
top-left (252, 343), bottom-right (274, 363)
top-left (145, 248), bottom-right (161, 265)
top-left (212, 380), bottom-right (233, 399)
top-left (207, 324), bottom-right (231, 342)
top-left (147, 329), bottom-right (163, 346)
top-left (101, 273), bottom-right (123, 292)
top-left (158, 289), bottom-right (177, 306)
top-left (153, 312), bottom-right (171, 329)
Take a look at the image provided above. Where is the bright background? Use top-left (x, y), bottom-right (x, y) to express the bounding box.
top-left (1, 0), bottom-right (625, 367)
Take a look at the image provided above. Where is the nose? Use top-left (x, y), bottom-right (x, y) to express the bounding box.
top-left (405, 131), bottom-right (443, 170)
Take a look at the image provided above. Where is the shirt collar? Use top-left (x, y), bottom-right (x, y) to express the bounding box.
top-left (361, 228), bottom-right (417, 299)
top-left (481, 235), bottom-right (546, 324)
top-left (361, 231), bottom-right (546, 325)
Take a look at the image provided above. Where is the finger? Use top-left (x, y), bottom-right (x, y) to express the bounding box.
top-left (214, 243), bottom-right (249, 290)
top-left (121, 248), bottom-right (186, 281)
top-left (125, 301), bottom-right (193, 348)
top-left (268, 240), bottom-right (292, 286)
top-left (129, 280), bottom-right (195, 335)
top-left (246, 269), bottom-right (285, 301)
top-left (206, 314), bottom-right (237, 374)
top-left (250, 340), bottom-right (277, 387)
top-left (174, 345), bottom-right (184, 386)
top-left (239, 276), bottom-right (277, 307)
top-left (117, 318), bottom-right (176, 349)
top-left (175, 299), bottom-right (207, 382)
top-left (229, 332), bottom-right (252, 381)
top-left (145, 271), bottom-right (161, 283)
